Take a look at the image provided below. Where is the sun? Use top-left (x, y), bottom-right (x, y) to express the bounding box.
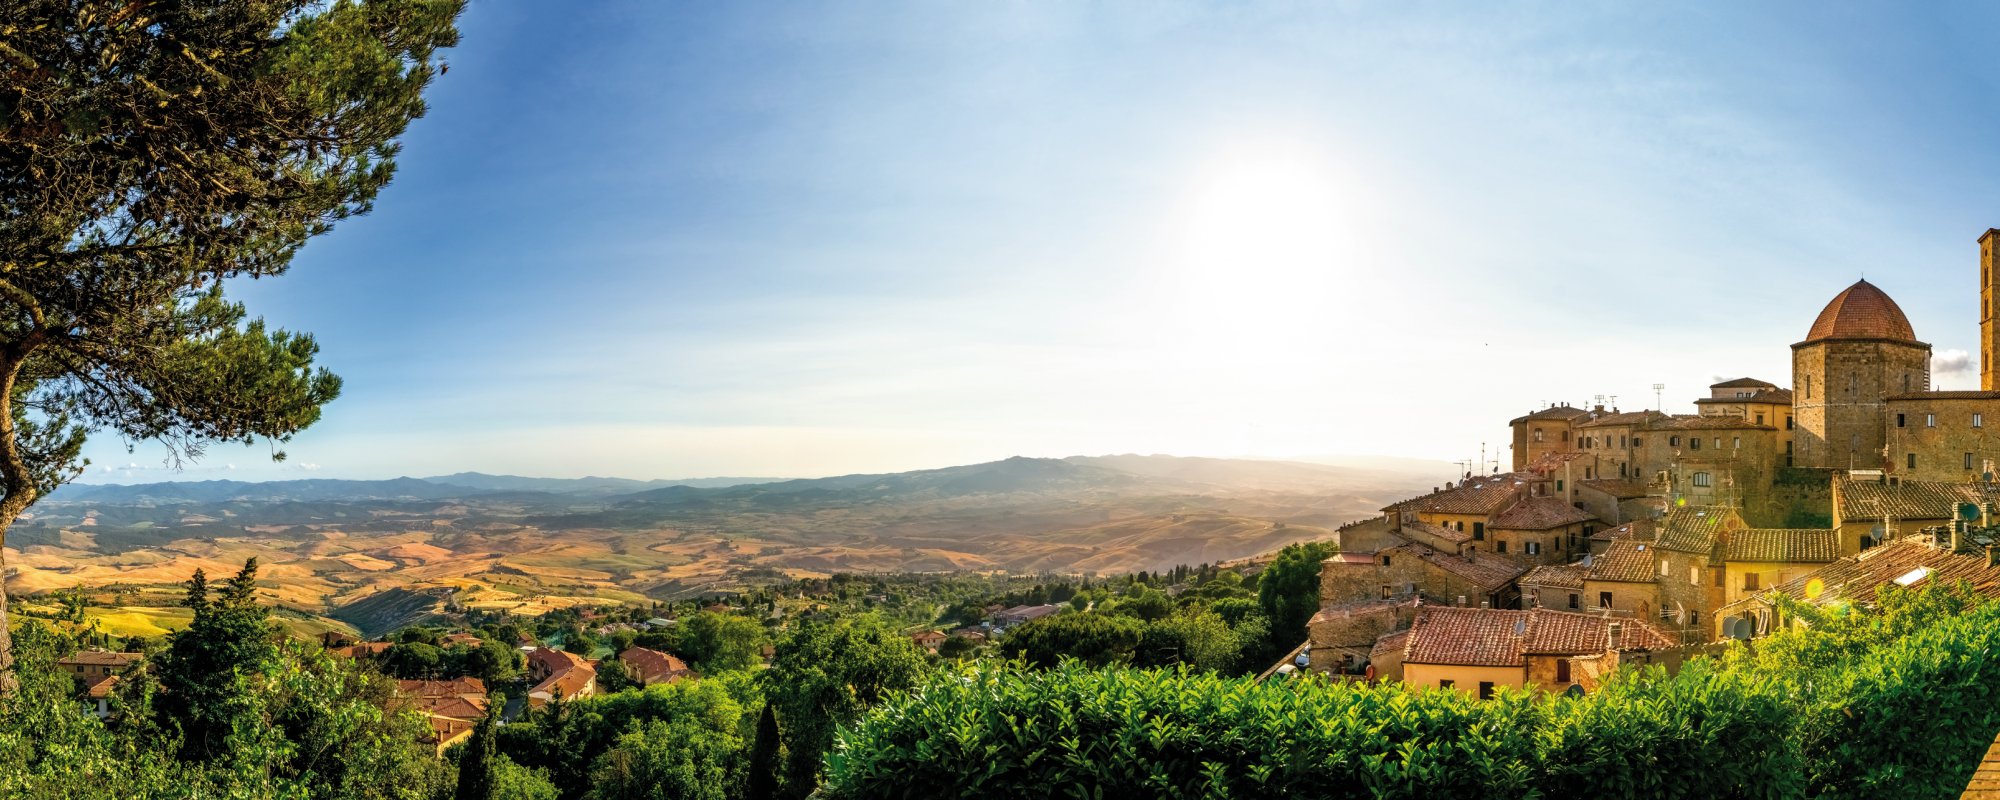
top-left (1169, 144), bottom-right (1353, 351)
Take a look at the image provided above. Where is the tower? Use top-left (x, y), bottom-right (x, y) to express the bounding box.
top-left (1791, 280), bottom-right (1930, 470)
top-left (1983, 229), bottom-right (2000, 390)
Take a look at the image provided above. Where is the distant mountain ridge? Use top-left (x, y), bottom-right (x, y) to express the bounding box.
top-left (46, 472), bottom-right (787, 504)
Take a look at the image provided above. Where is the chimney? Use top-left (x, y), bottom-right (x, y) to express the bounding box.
top-left (1952, 520), bottom-right (1966, 554)
top-left (1457, 595), bottom-right (1467, 607)
top-left (1607, 622), bottom-right (1624, 650)
top-left (1988, 546), bottom-right (1999, 569)
top-left (1480, 601), bottom-right (1490, 609)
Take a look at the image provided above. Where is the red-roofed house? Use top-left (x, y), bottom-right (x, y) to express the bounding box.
top-left (910, 630), bottom-right (948, 652)
top-left (617, 647), bottom-right (693, 686)
top-left (1399, 606), bottom-right (1677, 697)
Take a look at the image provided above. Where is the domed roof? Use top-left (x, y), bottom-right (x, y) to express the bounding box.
top-left (1802, 279), bottom-right (1919, 344)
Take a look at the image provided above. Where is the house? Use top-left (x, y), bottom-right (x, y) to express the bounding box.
top-left (617, 647), bottom-right (693, 686)
top-left (54, 651), bottom-right (141, 682)
top-left (423, 715), bottom-right (479, 757)
top-left (392, 677), bottom-right (490, 721)
top-left (330, 641), bottom-right (392, 659)
top-left (526, 646), bottom-right (589, 683)
top-left (948, 628), bottom-right (989, 644)
top-left (910, 630), bottom-right (948, 652)
top-left (524, 646), bottom-right (598, 708)
top-left (990, 604), bottom-right (1061, 628)
top-left (1832, 475), bottom-right (1988, 555)
top-left (1715, 533), bottom-right (2000, 640)
top-left (441, 632), bottom-right (484, 649)
top-left (1721, 528), bottom-right (1841, 605)
top-left (1397, 606), bottom-right (1677, 698)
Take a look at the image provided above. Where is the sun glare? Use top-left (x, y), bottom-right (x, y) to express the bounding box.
top-left (1170, 146), bottom-right (1354, 355)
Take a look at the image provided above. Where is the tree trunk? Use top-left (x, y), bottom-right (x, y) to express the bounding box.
top-left (0, 351), bottom-right (37, 695)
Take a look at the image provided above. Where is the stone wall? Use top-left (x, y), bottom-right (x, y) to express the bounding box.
top-left (1882, 394), bottom-right (2000, 482)
top-left (1793, 339), bottom-right (1930, 470)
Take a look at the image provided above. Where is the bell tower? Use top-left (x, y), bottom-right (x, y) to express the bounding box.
top-left (1983, 229), bottom-right (2000, 390)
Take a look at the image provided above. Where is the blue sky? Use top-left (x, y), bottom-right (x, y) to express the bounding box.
top-left (83, 1), bottom-right (2000, 483)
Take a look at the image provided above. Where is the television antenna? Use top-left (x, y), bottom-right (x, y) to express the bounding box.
top-left (1652, 384), bottom-right (1665, 411)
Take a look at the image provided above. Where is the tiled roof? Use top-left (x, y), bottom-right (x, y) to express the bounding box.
top-left (1402, 520), bottom-right (1471, 544)
top-left (420, 696), bottom-right (489, 721)
top-left (1695, 388), bottom-right (1794, 405)
top-left (1802, 279), bottom-right (1920, 345)
top-left (1576, 411), bottom-right (1669, 429)
top-left (529, 647), bottom-right (589, 675)
top-left (1592, 519), bottom-right (1654, 542)
top-left (1577, 479), bottom-right (1650, 499)
top-left (1520, 564), bottom-right (1588, 590)
top-left (1370, 629), bottom-right (1410, 660)
top-left (1655, 505), bottom-right (1740, 555)
top-left (1711, 378), bottom-right (1779, 389)
top-left (1491, 496), bottom-right (1596, 531)
top-left (1392, 543), bottom-right (1526, 591)
top-left (395, 677), bottom-right (487, 698)
top-left (1726, 529), bottom-right (1841, 563)
top-left (1659, 415), bottom-right (1776, 431)
top-left (1402, 607), bottom-right (1678, 667)
top-left (618, 647), bottom-right (693, 685)
top-left (57, 651), bottom-right (141, 667)
top-left (1761, 538), bottom-right (2000, 608)
top-left (1510, 405), bottom-right (1592, 425)
top-left (529, 663), bottom-right (597, 704)
top-left (1837, 478), bottom-right (1985, 522)
top-left (85, 674), bottom-right (119, 699)
top-left (1588, 539), bottom-right (1659, 583)
top-left (1384, 474), bottom-right (1534, 516)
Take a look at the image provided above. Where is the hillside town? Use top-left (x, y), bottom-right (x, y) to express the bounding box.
top-left (1305, 228), bottom-right (2000, 696)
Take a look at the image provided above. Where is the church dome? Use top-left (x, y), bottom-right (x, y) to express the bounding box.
top-left (1802, 279), bottom-right (1920, 344)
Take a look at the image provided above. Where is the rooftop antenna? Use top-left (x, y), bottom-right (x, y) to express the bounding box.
top-left (1652, 384), bottom-right (1665, 412)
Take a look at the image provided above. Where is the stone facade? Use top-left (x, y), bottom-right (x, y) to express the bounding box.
top-left (1793, 337), bottom-right (1931, 471)
top-left (1984, 229), bottom-right (2000, 391)
top-left (1882, 392), bottom-right (2000, 482)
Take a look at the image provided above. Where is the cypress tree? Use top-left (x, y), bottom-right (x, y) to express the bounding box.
top-left (455, 710), bottom-right (496, 800)
top-left (746, 703), bottom-right (782, 800)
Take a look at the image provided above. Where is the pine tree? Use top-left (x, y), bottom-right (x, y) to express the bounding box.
top-left (746, 703), bottom-right (782, 800)
top-left (455, 710), bottom-right (497, 800)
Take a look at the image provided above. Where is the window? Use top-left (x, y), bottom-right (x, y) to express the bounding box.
top-left (1755, 414), bottom-right (1764, 425)
top-left (1556, 479), bottom-right (1564, 492)
top-left (1670, 436), bottom-right (1680, 447)
top-left (1478, 681), bottom-right (1495, 700)
top-left (1598, 591), bottom-right (1613, 609)
top-left (1556, 659), bottom-right (1571, 683)
top-left (1497, 541), bottom-right (1508, 554)
top-left (1526, 541), bottom-right (1540, 555)
top-left (1909, 453), bottom-right (1918, 470)
top-left (1472, 522), bottom-right (1485, 541)
top-left (1635, 436), bottom-right (1645, 446)
top-left (1440, 679), bottom-right (1455, 689)
top-left (1692, 472), bottom-right (1712, 487)
top-left (1786, 416), bottom-right (1794, 430)
top-left (1805, 376), bottom-right (1813, 399)
top-left (1534, 429), bottom-right (1544, 442)
top-left (1977, 414), bottom-right (1985, 428)
top-left (1928, 414), bottom-right (1937, 427)
top-left (1658, 560), bottom-right (1669, 576)
top-left (1713, 568), bottom-right (1724, 587)
top-left (1714, 437), bottom-right (1722, 449)
top-left (1456, 521), bottom-right (1465, 532)
top-left (1744, 572), bottom-right (1760, 590)
top-left (1968, 453), bottom-right (1977, 470)
top-left (1690, 437), bottom-right (1701, 451)
top-left (1897, 413), bottom-right (1907, 428)
top-left (1733, 437), bottom-right (1741, 449)
top-left (1621, 436), bottom-right (1628, 448)
top-left (1381, 556), bottom-right (1392, 567)
top-left (1381, 585), bottom-right (1392, 599)
top-left (1567, 593), bottom-right (1579, 610)
top-left (1690, 566), bottom-right (1699, 584)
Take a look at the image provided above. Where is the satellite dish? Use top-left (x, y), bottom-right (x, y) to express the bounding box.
top-left (1565, 683), bottom-right (1585, 699)
top-left (1727, 617), bottom-right (1754, 640)
top-left (1961, 502), bottom-right (1983, 522)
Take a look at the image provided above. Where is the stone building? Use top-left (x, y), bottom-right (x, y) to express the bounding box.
top-left (1395, 606), bottom-right (1677, 697)
top-left (1509, 405), bottom-right (1590, 471)
top-left (1791, 279), bottom-right (1933, 471)
top-left (1882, 391), bottom-right (2000, 482)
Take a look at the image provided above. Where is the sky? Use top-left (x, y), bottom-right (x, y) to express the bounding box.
top-left (81, 1), bottom-right (2000, 484)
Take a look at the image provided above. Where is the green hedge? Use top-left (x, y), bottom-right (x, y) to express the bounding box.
top-left (824, 590), bottom-right (2000, 800)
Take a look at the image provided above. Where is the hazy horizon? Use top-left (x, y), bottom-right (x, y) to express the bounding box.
top-left (79, 2), bottom-right (2000, 484)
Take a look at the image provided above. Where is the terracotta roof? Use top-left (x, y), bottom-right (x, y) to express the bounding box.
top-left (1576, 411), bottom-right (1670, 429)
top-left (1520, 564), bottom-right (1588, 590)
top-left (1588, 539), bottom-right (1660, 583)
top-left (1655, 505), bottom-right (1740, 555)
top-left (528, 663), bottom-right (597, 704)
top-left (618, 647), bottom-right (693, 684)
top-left (394, 677), bottom-right (487, 698)
top-left (1593, 519), bottom-right (1654, 542)
top-left (1711, 378), bottom-right (1779, 390)
top-left (1384, 474), bottom-right (1535, 516)
top-left (1402, 520), bottom-right (1470, 544)
top-left (1510, 405), bottom-right (1592, 425)
top-left (84, 674), bottom-right (119, 699)
top-left (420, 696), bottom-right (490, 721)
top-left (1695, 388), bottom-right (1795, 406)
top-left (1390, 543), bottom-right (1526, 591)
top-left (1659, 415), bottom-right (1776, 431)
top-left (1577, 479), bottom-right (1650, 499)
top-left (1801, 279), bottom-right (1921, 345)
top-left (1726, 529), bottom-right (1841, 563)
top-left (1760, 537), bottom-right (2000, 608)
top-left (1837, 478), bottom-right (1985, 523)
top-left (1402, 607), bottom-right (1677, 668)
top-left (1490, 496), bottom-right (1596, 531)
top-left (57, 651), bottom-right (142, 668)
top-left (425, 715), bottom-right (477, 745)
top-left (529, 647), bottom-right (589, 675)
top-left (1370, 629), bottom-right (1410, 660)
